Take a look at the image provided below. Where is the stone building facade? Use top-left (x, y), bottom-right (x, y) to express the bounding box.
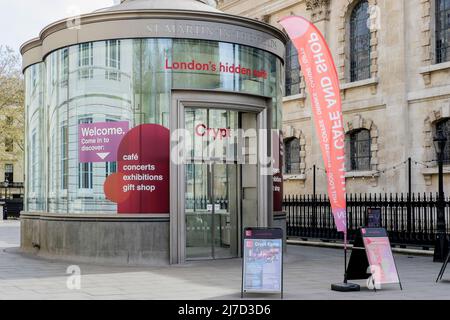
top-left (218, 0), bottom-right (450, 196)
top-left (0, 106), bottom-right (24, 200)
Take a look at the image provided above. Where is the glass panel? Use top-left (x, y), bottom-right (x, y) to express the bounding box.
top-left (47, 49), bottom-right (70, 213)
top-left (185, 108), bottom-right (238, 162)
top-left (25, 63), bottom-right (45, 212)
top-left (185, 108), bottom-right (208, 160)
top-left (172, 39), bottom-right (277, 98)
top-left (185, 163), bottom-right (213, 259)
top-left (184, 162), bottom-right (238, 260)
top-left (213, 163), bottom-right (238, 259)
top-left (105, 40), bottom-right (121, 81)
top-left (25, 38), bottom-right (282, 215)
top-left (184, 108), bottom-right (239, 260)
top-left (67, 40), bottom-right (134, 213)
top-left (136, 39), bottom-right (172, 127)
top-left (42, 39), bottom-right (175, 214)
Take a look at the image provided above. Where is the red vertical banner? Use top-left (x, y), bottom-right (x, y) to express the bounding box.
top-left (280, 16), bottom-right (347, 232)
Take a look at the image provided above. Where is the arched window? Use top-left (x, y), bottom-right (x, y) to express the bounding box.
top-left (347, 129), bottom-right (371, 171)
top-left (435, 119), bottom-right (450, 163)
top-left (436, 0), bottom-right (450, 63)
top-left (285, 41), bottom-right (301, 96)
top-left (284, 137), bottom-right (301, 174)
top-left (350, 0), bottom-right (371, 82)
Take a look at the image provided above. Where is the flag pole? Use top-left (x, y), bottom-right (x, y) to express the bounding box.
top-left (344, 231), bottom-right (348, 284)
top-left (277, 16), bottom-right (359, 292)
top-left (331, 211), bottom-right (360, 292)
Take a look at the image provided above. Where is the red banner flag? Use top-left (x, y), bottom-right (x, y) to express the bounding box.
top-left (280, 16), bottom-right (347, 233)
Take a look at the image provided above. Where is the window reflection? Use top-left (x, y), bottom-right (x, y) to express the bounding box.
top-left (78, 43), bottom-right (94, 79)
top-left (105, 40), bottom-right (121, 81)
top-left (25, 38), bottom-right (282, 214)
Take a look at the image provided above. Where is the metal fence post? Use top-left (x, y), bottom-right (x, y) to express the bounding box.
top-left (312, 165), bottom-right (317, 228)
top-left (407, 157), bottom-right (412, 233)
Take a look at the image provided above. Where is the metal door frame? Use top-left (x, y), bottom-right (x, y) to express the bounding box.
top-left (170, 90), bottom-right (271, 264)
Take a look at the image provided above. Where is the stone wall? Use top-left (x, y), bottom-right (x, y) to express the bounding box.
top-left (21, 212), bottom-right (170, 266)
top-left (219, 0), bottom-right (450, 196)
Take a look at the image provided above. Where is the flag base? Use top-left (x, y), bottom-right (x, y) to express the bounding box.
top-left (331, 282), bottom-right (360, 292)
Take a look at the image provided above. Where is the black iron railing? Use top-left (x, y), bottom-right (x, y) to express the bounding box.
top-left (0, 182), bottom-right (24, 189)
top-left (285, 193), bottom-right (450, 247)
top-left (185, 197), bottom-right (229, 211)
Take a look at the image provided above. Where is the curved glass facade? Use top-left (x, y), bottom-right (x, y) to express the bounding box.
top-left (24, 38), bottom-right (283, 214)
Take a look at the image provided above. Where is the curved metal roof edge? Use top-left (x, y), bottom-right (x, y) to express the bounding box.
top-left (21, 9), bottom-right (288, 56)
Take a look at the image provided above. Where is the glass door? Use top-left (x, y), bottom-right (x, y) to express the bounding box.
top-left (185, 163), bottom-right (238, 259)
top-left (184, 108), bottom-right (239, 260)
top-left (185, 163), bottom-right (213, 259)
top-left (212, 163), bottom-right (238, 259)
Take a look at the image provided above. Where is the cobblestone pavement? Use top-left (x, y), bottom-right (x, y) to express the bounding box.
top-left (0, 220), bottom-right (449, 300)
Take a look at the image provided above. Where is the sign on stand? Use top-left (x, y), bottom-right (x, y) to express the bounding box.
top-left (242, 228), bottom-right (284, 299)
top-left (367, 208), bottom-right (381, 228)
top-left (347, 228), bottom-right (402, 290)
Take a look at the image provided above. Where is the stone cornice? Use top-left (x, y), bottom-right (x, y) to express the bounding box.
top-left (219, 0), bottom-right (303, 20)
top-left (306, 0), bottom-right (330, 11)
top-left (305, 0), bottom-right (330, 22)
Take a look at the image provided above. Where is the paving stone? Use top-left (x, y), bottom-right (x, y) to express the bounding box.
top-left (1, 220), bottom-right (450, 300)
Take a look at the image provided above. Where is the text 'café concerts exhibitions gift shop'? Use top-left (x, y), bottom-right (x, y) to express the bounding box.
top-left (20, 0), bottom-right (287, 265)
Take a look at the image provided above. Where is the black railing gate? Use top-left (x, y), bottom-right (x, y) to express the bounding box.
top-left (285, 193), bottom-right (450, 247)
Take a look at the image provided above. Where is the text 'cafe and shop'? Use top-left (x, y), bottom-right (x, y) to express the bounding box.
top-left (20, 0), bottom-right (288, 265)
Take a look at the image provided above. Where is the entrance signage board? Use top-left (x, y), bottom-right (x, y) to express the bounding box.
top-left (78, 121), bottom-right (129, 163)
top-left (242, 228), bottom-right (283, 298)
top-left (166, 59), bottom-right (269, 79)
top-left (195, 123), bottom-right (232, 140)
